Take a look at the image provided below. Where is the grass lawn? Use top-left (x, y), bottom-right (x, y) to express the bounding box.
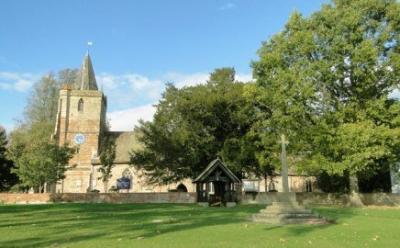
top-left (0, 203), bottom-right (399, 247)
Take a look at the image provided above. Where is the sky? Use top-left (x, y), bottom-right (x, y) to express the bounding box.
top-left (0, 0), bottom-right (328, 132)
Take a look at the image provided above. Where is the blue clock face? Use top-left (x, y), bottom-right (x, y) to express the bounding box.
top-left (74, 133), bottom-right (86, 145)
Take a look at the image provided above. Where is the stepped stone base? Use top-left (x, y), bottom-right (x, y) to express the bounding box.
top-left (252, 201), bottom-right (328, 225)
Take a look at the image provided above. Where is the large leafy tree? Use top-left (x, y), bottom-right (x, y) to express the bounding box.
top-left (252, 0), bottom-right (400, 191)
top-left (0, 126), bottom-right (18, 191)
top-left (131, 68), bottom-right (259, 184)
top-left (7, 68), bottom-right (79, 191)
top-left (7, 123), bottom-right (74, 192)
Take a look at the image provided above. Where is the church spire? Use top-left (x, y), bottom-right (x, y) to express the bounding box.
top-left (79, 52), bottom-right (98, 90)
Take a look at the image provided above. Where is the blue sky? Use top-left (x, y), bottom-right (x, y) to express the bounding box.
top-left (0, 0), bottom-right (327, 131)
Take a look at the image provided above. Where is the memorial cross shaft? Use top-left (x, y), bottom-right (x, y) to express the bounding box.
top-left (279, 134), bottom-right (289, 193)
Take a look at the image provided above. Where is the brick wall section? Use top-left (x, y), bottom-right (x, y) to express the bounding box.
top-left (0, 192), bottom-right (196, 204)
top-left (52, 192), bottom-right (197, 203)
top-left (2, 192), bottom-right (400, 205)
top-left (0, 193), bottom-right (51, 204)
top-left (241, 192), bottom-right (400, 206)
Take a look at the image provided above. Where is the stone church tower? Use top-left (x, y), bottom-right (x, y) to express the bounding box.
top-left (54, 53), bottom-right (107, 193)
top-left (52, 53), bottom-right (196, 193)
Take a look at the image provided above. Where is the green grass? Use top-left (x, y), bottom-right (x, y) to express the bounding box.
top-left (0, 203), bottom-right (400, 247)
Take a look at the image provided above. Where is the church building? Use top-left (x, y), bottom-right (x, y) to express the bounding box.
top-left (53, 53), bottom-right (194, 193)
top-left (53, 53), bottom-right (315, 194)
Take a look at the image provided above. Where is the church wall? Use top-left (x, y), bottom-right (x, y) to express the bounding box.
top-left (57, 170), bottom-right (92, 193)
top-left (55, 89), bottom-right (106, 193)
top-left (247, 176), bottom-right (317, 193)
top-left (57, 163), bottom-right (316, 193)
top-left (57, 90), bottom-right (104, 160)
top-left (91, 164), bottom-right (196, 193)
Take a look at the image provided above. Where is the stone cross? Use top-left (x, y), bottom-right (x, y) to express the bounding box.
top-left (279, 134), bottom-right (290, 193)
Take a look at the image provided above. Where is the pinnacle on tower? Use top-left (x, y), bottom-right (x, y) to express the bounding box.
top-left (79, 53), bottom-right (98, 90)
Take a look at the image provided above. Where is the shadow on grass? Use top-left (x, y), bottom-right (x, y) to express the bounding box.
top-left (264, 206), bottom-right (359, 237)
top-left (0, 232), bottom-right (108, 248)
top-left (0, 203), bottom-right (264, 247)
top-left (0, 203), bottom-right (359, 247)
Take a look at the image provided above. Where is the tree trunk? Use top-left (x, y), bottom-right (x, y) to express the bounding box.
top-left (264, 173), bottom-right (268, 192)
top-left (349, 176), bottom-right (359, 193)
top-left (104, 180), bottom-right (108, 193)
top-left (349, 175), bottom-right (363, 207)
top-left (38, 185), bottom-right (43, 193)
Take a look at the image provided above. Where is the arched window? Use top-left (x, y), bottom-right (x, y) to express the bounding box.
top-left (78, 98), bottom-right (84, 112)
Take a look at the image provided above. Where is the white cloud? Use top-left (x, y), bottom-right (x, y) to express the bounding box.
top-left (97, 73), bottom-right (164, 106)
top-left (0, 72), bottom-right (38, 92)
top-left (236, 73), bottom-right (253, 82)
top-left (0, 69), bottom-right (252, 132)
top-left (97, 71), bottom-right (252, 109)
top-left (108, 104), bottom-right (156, 131)
top-left (164, 71), bottom-right (253, 88)
top-left (219, 2), bottom-right (236, 11)
top-left (164, 72), bottom-right (209, 88)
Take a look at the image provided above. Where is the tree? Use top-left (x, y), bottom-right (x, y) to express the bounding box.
top-left (24, 69), bottom-right (79, 128)
top-left (58, 68), bottom-right (79, 89)
top-left (252, 0), bottom-right (400, 192)
top-left (0, 126), bottom-right (18, 191)
top-left (98, 136), bottom-right (116, 192)
top-left (24, 74), bottom-right (59, 125)
top-left (131, 68), bottom-right (258, 184)
top-left (7, 68), bottom-right (79, 191)
top-left (7, 123), bottom-right (74, 192)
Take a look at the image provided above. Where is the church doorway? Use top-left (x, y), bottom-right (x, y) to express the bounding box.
top-left (176, 184), bottom-right (188, 192)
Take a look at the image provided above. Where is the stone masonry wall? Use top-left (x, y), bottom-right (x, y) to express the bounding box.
top-left (2, 192), bottom-right (400, 206)
top-left (90, 164), bottom-right (196, 193)
top-left (0, 193), bottom-right (52, 204)
top-left (241, 192), bottom-right (400, 206)
top-left (55, 89), bottom-right (105, 193)
top-left (0, 192), bottom-right (196, 204)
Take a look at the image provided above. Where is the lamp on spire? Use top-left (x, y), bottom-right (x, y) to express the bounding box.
top-left (87, 41), bottom-right (93, 54)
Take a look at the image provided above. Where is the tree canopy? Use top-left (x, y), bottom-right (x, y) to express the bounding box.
top-left (7, 122), bottom-right (74, 192)
top-left (7, 69), bottom-right (78, 191)
top-left (130, 68), bottom-right (260, 184)
top-left (132, 0), bottom-right (400, 193)
top-left (0, 126), bottom-right (18, 191)
top-left (98, 135), bottom-right (116, 192)
top-left (252, 0), bottom-right (400, 188)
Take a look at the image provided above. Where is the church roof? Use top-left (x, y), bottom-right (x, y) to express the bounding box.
top-left (193, 158), bottom-right (241, 183)
top-left (91, 131), bottom-right (142, 165)
top-left (109, 131), bottom-right (143, 164)
top-left (78, 53), bottom-right (98, 90)
top-left (111, 131), bottom-right (142, 163)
